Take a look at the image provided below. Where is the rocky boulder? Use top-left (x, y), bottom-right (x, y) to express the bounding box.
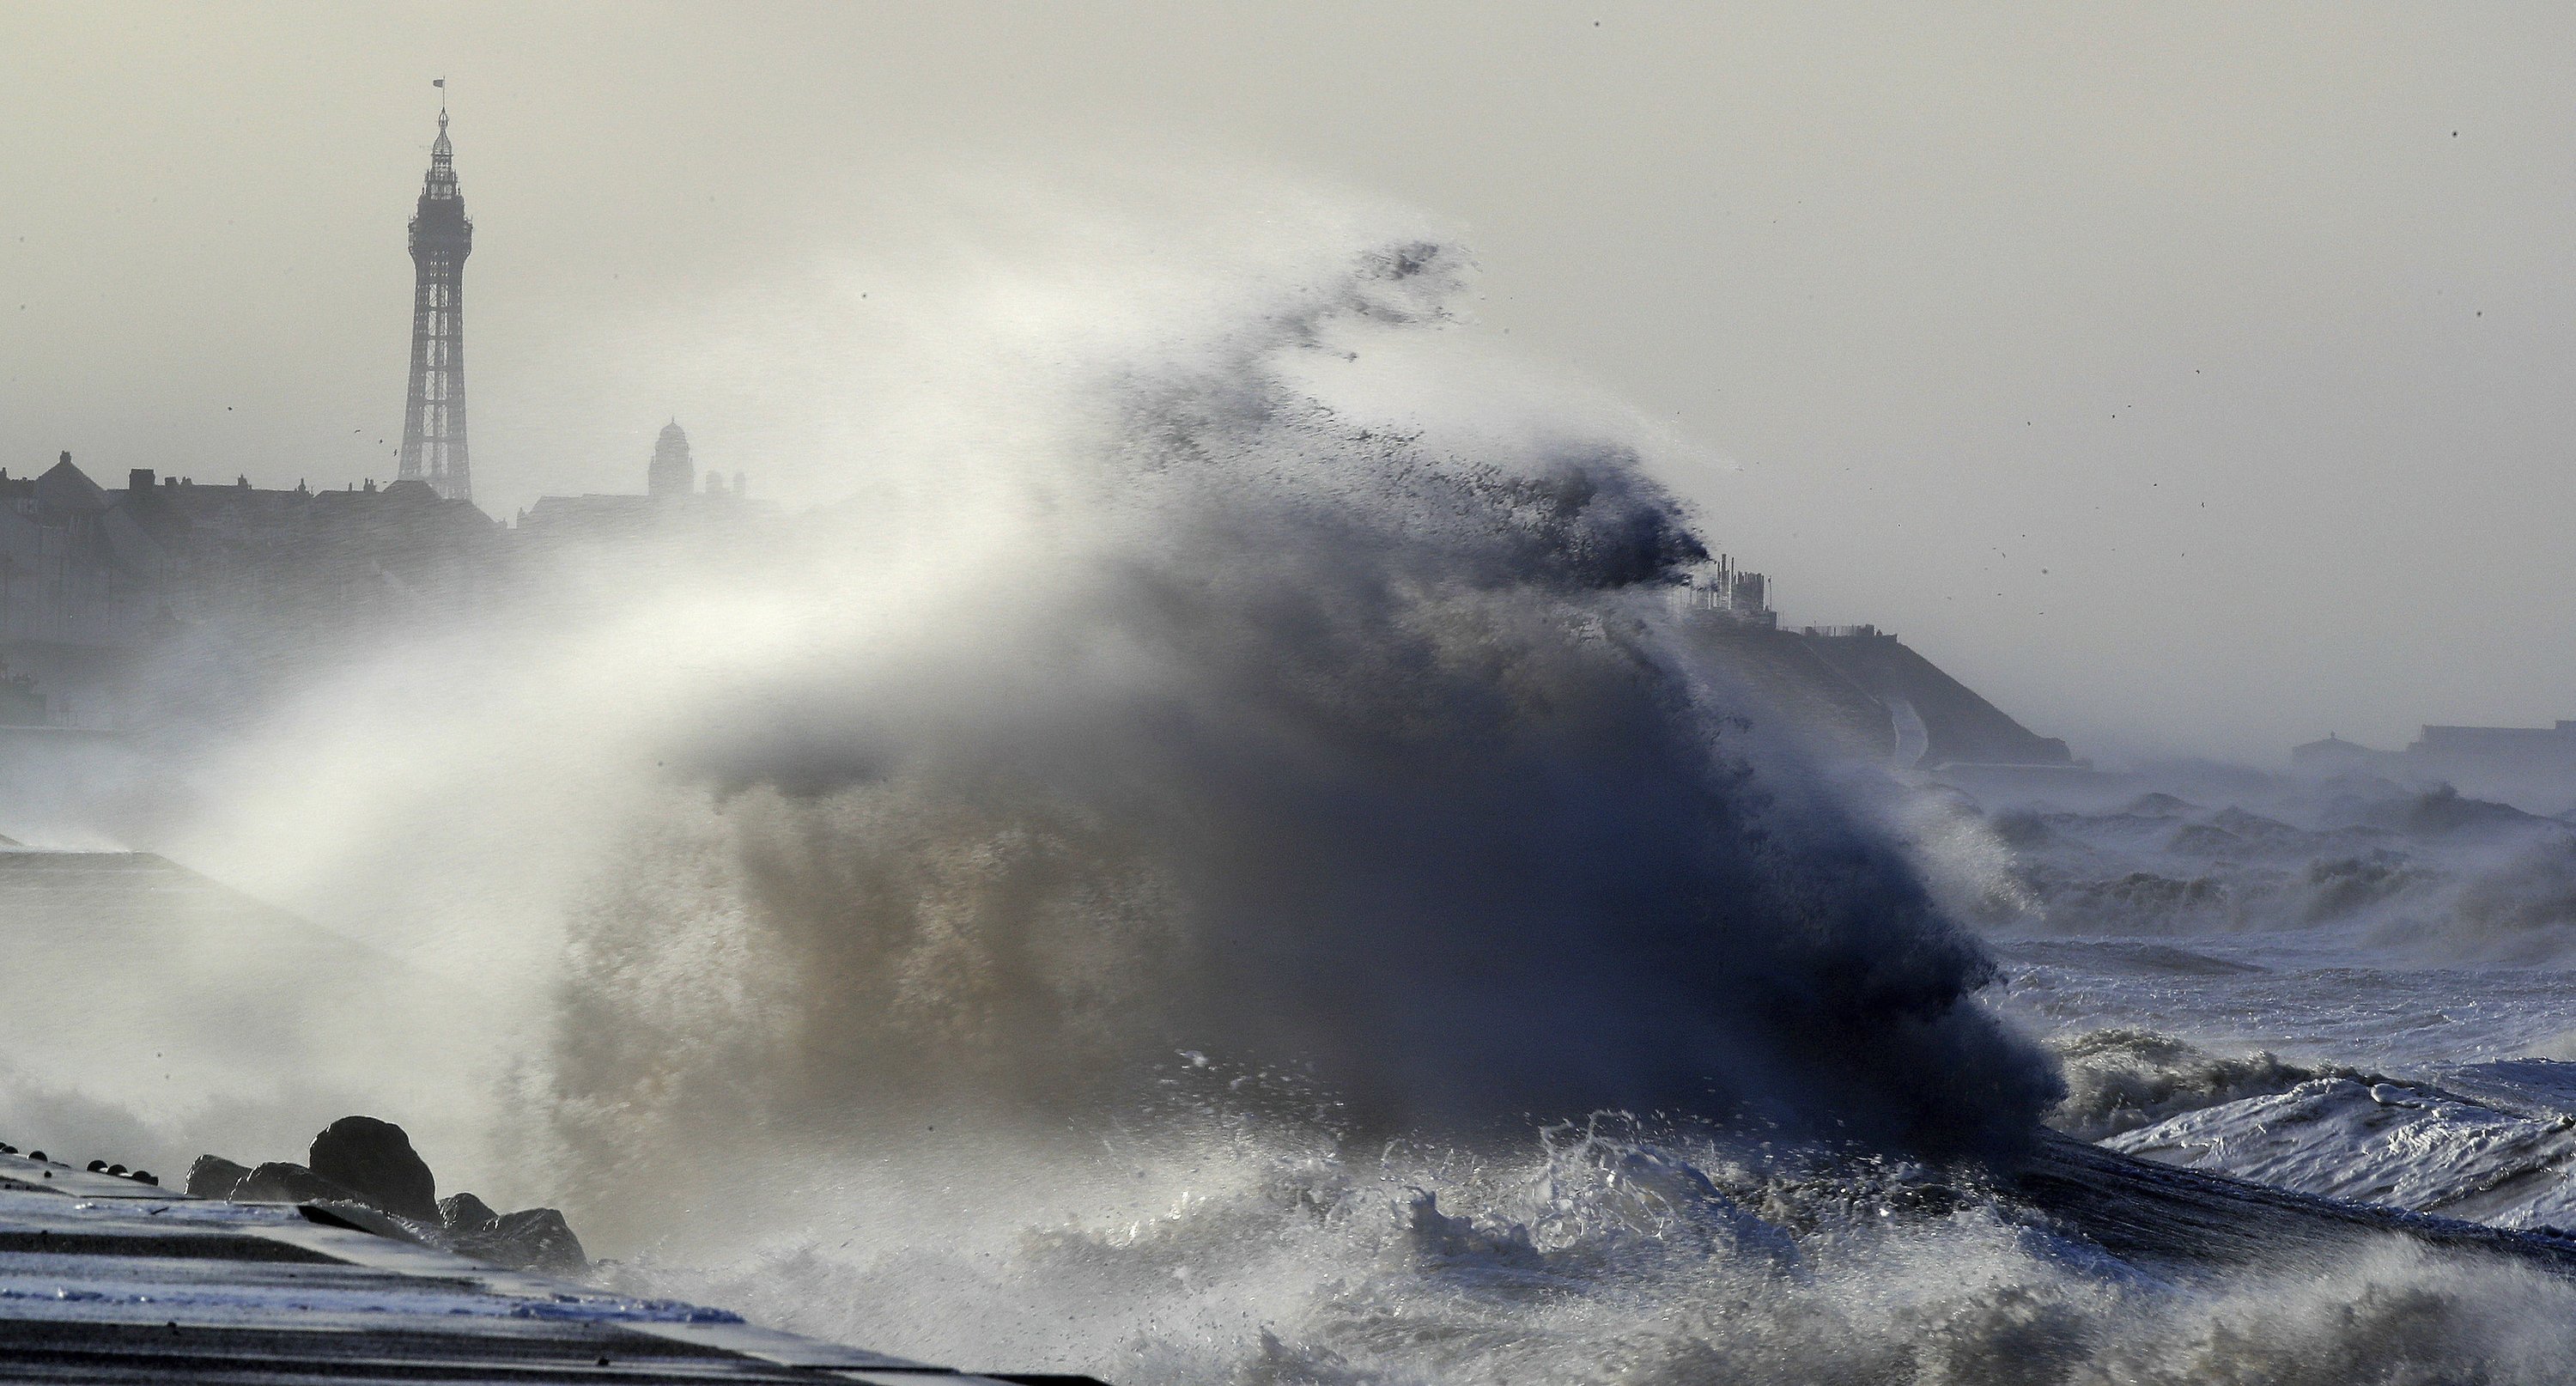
top-left (185, 1117), bottom-right (587, 1276)
top-left (438, 1191), bottom-right (500, 1234)
top-left (185, 1154), bottom-right (252, 1200)
top-left (307, 1115), bottom-right (437, 1222)
top-left (231, 1161), bottom-right (371, 1207)
top-left (444, 1200), bottom-right (587, 1275)
top-left (459, 1201), bottom-right (592, 1267)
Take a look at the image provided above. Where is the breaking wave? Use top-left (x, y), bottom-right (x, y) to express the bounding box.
top-left (539, 240), bottom-right (2059, 1228)
top-left (2046, 1029), bottom-right (2355, 1143)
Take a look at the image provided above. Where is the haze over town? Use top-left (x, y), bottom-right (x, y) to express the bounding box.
top-left (5, 4), bottom-right (2572, 761)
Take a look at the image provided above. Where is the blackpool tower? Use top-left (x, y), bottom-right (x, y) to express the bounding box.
top-left (398, 100), bottom-right (473, 502)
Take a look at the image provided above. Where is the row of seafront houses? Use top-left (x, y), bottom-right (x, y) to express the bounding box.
top-left (0, 424), bottom-right (757, 727)
top-left (0, 455), bottom-right (492, 653)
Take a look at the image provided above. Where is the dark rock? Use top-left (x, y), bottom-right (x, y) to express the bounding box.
top-left (232, 1161), bottom-right (368, 1207)
top-left (185, 1155), bottom-right (252, 1200)
top-left (184, 1128), bottom-right (589, 1279)
top-left (439, 1191), bottom-right (501, 1237)
top-left (307, 1116), bottom-right (436, 1222)
top-left (450, 1206), bottom-right (587, 1274)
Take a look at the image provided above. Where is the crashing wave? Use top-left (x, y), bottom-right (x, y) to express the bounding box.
top-left (541, 240), bottom-right (2062, 1234)
top-left (2046, 1029), bottom-right (2355, 1142)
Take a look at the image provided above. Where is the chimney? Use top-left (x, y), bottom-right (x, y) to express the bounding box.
top-left (129, 468), bottom-right (155, 492)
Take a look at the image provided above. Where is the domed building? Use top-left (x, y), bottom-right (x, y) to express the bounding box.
top-left (646, 420), bottom-right (695, 498)
top-left (513, 419), bottom-right (767, 542)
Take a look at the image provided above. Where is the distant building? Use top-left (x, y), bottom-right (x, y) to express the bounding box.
top-left (0, 459), bottom-right (498, 644)
top-left (646, 420), bottom-right (695, 498)
top-left (0, 453), bottom-right (496, 725)
top-left (2294, 721), bottom-right (2576, 808)
top-left (514, 421), bottom-right (769, 544)
top-left (0, 456), bottom-right (167, 652)
top-left (1668, 554), bottom-right (1777, 628)
top-left (2414, 722), bottom-right (2576, 763)
top-left (2291, 733), bottom-right (2391, 775)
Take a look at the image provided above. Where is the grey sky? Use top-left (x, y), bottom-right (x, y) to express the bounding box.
top-left (3, 2), bottom-right (2570, 763)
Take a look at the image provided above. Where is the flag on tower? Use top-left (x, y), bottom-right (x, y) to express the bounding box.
top-left (433, 79), bottom-right (444, 88)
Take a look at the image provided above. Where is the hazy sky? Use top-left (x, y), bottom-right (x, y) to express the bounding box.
top-left (4, 2), bottom-right (2572, 763)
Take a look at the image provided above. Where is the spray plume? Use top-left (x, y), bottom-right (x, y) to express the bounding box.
top-left (514, 238), bottom-right (2061, 1212)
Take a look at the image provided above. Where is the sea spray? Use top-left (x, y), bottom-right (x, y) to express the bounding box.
top-left (539, 240), bottom-right (2060, 1238)
top-left (605, 1117), bottom-right (2576, 1385)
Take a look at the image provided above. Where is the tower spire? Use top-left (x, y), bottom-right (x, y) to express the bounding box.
top-left (398, 89), bottom-right (473, 502)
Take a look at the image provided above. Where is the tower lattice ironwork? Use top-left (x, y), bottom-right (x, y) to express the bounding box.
top-left (398, 106), bottom-right (473, 502)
